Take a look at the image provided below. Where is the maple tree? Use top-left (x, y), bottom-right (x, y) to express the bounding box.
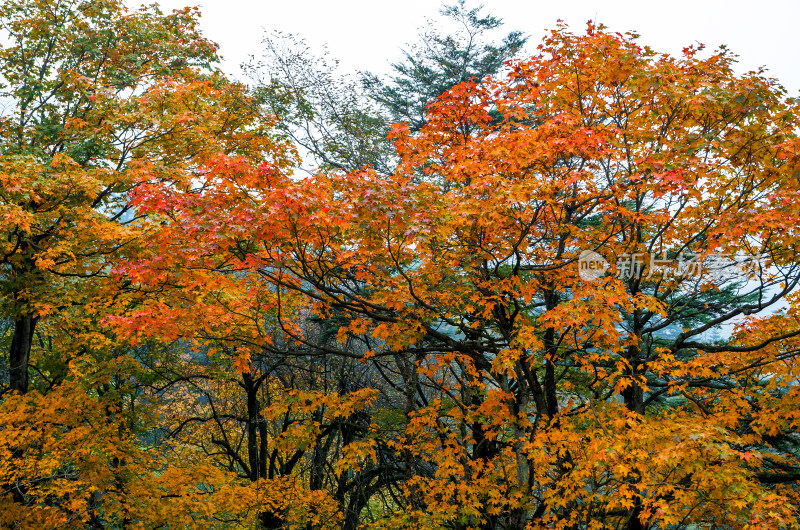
top-left (113, 153), bottom-right (395, 528)
top-left (0, 0), bottom-right (218, 394)
top-left (0, 0), bottom-right (293, 526)
top-left (124, 22), bottom-right (800, 529)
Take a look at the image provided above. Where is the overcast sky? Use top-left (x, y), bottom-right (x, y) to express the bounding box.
top-left (131, 0), bottom-right (800, 95)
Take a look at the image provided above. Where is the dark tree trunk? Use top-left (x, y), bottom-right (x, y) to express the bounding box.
top-left (243, 372), bottom-right (265, 480)
top-left (9, 314), bottom-right (37, 394)
top-left (543, 335), bottom-right (558, 418)
top-left (622, 381), bottom-right (645, 415)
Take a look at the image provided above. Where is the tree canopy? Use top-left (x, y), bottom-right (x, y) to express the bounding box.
top-left (2, 2), bottom-right (800, 529)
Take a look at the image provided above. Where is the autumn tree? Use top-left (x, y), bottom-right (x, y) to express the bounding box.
top-left (112, 150), bottom-right (405, 528)
top-left (0, 0), bottom-right (291, 525)
top-left (166, 23), bottom-right (800, 529)
top-left (0, 0), bottom-right (219, 394)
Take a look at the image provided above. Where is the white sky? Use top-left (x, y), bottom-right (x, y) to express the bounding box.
top-left (132, 0), bottom-right (800, 96)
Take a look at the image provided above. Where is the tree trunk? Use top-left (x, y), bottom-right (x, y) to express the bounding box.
top-left (9, 314), bottom-right (37, 394)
